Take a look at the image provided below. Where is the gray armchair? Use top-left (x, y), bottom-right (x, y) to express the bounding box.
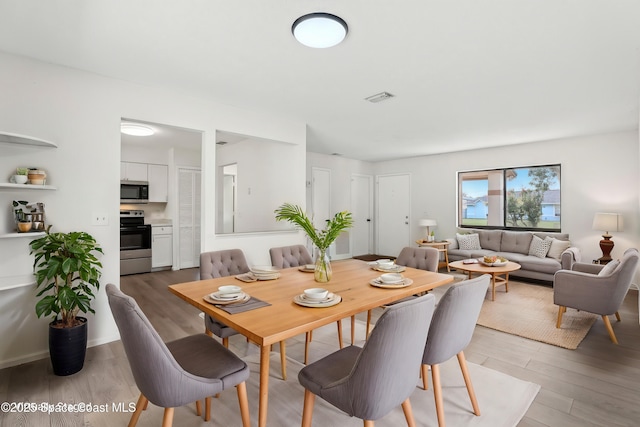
top-left (554, 248), bottom-right (639, 344)
top-left (106, 284), bottom-right (250, 427)
top-left (298, 294), bottom-right (436, 427)
top-left (201, 249), bottom-right (288, 379)
top-left (270, 244), bottom-right (349, 364)
top-left (421, 274), bottom-right (490, 427)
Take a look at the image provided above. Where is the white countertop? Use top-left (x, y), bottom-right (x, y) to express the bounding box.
top-left (146, 219), bottom-right (172, 226)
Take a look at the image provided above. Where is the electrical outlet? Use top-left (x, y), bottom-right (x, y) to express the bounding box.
top-left (92, 213), bottom-right (109, 226)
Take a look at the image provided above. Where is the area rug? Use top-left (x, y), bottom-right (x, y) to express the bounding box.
top-left (111, 321), bottom-right (539, 427)
top-left (474, 279), bottom-right (597, 349)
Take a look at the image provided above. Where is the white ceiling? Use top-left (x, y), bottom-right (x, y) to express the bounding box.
top-left (2, 1), bottom-right (639, 161)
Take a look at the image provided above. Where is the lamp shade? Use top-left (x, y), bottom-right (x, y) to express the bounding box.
top-left (592, 213), bottom-right (623, 234)
top-left (418, 219), bottom-right (437, 227)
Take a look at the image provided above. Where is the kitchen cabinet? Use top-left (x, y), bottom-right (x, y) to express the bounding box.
top-left (120, 162), bottom-right (148, 181)
top-left (152, 225), bottom-right (173, 269)
top-left (148, 164), bottom-right (168, 202)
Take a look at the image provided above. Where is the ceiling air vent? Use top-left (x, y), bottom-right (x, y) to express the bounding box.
top-left (364, 91), bottom-right (394, 103)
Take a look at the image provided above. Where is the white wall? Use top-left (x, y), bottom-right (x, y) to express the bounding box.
top-left (0, 52), bottom-right (306, 368)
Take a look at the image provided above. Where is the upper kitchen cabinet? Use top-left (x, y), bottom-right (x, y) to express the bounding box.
top-left (120, 161), bottom-right (148, 181)
top-left (148, 164), bottom-right (168, 203)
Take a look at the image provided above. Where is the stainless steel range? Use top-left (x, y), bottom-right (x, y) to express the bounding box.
top-left (120, 209), bottom-right (152, 275)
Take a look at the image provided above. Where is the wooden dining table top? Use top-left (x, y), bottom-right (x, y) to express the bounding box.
top-left (168, 258), bottom-right (454, 346)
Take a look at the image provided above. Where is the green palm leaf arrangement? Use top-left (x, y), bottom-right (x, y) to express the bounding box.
top-left (274, 203), bottom-right (353, 251)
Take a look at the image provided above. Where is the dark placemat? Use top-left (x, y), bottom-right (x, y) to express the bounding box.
top-left (216, 296), bottom-right (271, 314)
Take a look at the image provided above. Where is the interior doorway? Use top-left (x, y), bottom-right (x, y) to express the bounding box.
top-left (376, 173), bottom-right (411, 257)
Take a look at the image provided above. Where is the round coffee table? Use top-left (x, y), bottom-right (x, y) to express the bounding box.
top-left (448, 260), bottom-right (521, 301)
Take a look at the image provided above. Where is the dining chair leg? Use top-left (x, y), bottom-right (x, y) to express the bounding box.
top-left (222, 337), bottom-right (229, 348)
top-left (401, 397), bottom-right (417, 427)
top-left (556, 306), bottom-right (566, 328)
top-left (431, 364), bottom-right (446, 427)
top-left (337, 319), bottom-right (344, 349)
top-left (301, 389), bottom-right (316, 427)
top-left (363, 420), bottom-right (375, 427)
top-left (366, 310), bottom-right (372, 340)
top-left (615, 311), bottom-right (621, 322)
top-left (205, 329), bottom-right (213, 337)
top-left (421, 364), bottom-right (429, 390)
top-left (195, 400), bottom-right (202, 417)
top-left (457, 351), bottom-right (480, 416)
top-left (280, 340), bottom-right (288, 380)
top-left (351, 315), bottom-right (356, 344)
top-left (161, 407), bottom-right (174, 427)
top-left (127, 393), bottom-right (147, 427)
top-left (602, 315), bottom-right (619, 344)
top-left (204, 396), bottom-right (212, 421)
top-left (309, 330), bottom-right (313, 342)
top-left (236, 382), bottom-right (251, 427)
top-left (304, 332), bottom-right (311, 365)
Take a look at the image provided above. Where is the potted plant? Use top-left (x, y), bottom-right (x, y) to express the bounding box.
top-left (29, 227), bottom-right (103, 376)
top-left (275, 203), bottom-right (353, 282)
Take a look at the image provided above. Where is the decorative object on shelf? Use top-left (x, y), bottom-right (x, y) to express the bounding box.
top-left (419, 218), bottom-right (437, 242)
top-left (10, 167), bottom-right (29, 184)
top-left (12, 200), bottom-right (46, 232)
top-left (275, 203), bottom-right (353, 283)
top-left (29, 228), bottom-right (103, 376)
top-left (27, 168), bottom-right (46, 185)
top-left (592, 212), bottom-right (623, 264)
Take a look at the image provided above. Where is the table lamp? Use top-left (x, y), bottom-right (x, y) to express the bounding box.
top-left (592, 212), bottom-right (622, 264)
top-left (418, 219), bottom-right (437, 242)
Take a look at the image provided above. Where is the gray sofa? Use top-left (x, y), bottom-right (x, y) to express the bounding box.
top-left (446, 228), bottom-right (581, 282)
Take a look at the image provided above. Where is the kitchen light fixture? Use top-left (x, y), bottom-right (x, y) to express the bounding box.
top-left (121, 123), bottom-right (155, 136)
top-left (592, 212), bottom-right (623, 264)
top-left (292, 13), bottom-right (348, 48)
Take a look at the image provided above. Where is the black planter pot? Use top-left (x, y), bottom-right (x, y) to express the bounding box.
top-left (49, 317), bottom-right (88, 376)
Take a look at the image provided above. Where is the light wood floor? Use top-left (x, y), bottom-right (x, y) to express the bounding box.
top-left (1, 267), bottom-right (639, 427)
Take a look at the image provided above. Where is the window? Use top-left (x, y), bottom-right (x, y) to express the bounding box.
top-left (458, 164), bottom-right (561, 231)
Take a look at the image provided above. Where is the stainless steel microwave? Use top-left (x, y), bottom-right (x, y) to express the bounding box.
top-left (120, 181), bottom-right (149, 204)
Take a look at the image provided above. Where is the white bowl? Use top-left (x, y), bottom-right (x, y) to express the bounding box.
top-left (380, 273), bottom-right (403, 284)
top-left (303, 288), bottom-right (329, 300)
top-left (378, 261), bottom-right (396, 270)
top-left (218, 285), bottom-right (242, 295)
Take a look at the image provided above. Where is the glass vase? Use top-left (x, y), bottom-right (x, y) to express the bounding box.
top-left (314, 248), bottom-right (332, 283)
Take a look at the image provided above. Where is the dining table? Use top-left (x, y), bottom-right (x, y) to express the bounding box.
top-left (168, 258), bottom-right (454, 427)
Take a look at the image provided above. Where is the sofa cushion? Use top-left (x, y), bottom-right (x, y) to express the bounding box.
top-left (501, 231), bottom-right (533, 255)
top-left (499, 252), bottom-right (561, 274)
top-left (528, 235), bottom-right (552, 258)
top-left (547, 238), bottom-right (571, 260)
top-left (477, 229), bottom-right (502, 252)
top-left (457, 233), bottom-right (481, 250)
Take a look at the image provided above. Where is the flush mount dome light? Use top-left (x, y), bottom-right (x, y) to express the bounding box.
top-left (121, 123), bottom-right (155, 136)
top-left (292, 12), bottom-right (348, 48)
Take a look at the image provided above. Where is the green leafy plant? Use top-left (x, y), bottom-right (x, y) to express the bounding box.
top-left (30, 227), bottom-right (103, 328)
top-left (16, 167), bottom-right (29, 175)
top-left (274, 203), bottom-right (353, 251)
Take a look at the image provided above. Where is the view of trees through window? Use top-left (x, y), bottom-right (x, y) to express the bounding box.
top-left (458, 164), bottom-right (561, 231)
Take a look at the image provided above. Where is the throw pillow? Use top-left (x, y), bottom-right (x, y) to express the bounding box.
top-left (546, 238), bottom-right (571, 260)
top-left (457, 233), bottom-right (481, 250)
top-left (528, 235), bottom-right (552, 258)
top-left (598, 260), bottom-right (620, 276)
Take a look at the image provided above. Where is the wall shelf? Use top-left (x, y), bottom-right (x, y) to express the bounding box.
top-left (0, 183), bottom-right (57, 191)
top-left (0, 131), bottom-right (57, 148)
top-left (0, 232), bottom-right (45, 240)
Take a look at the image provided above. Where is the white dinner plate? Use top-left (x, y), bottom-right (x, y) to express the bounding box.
top-left (369, 278), bottom-right (413, 289)
top-left (293, 293), bottom-right (341, 308)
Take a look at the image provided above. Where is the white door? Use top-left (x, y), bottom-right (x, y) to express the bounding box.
top-left (177, 167), bottom-right (201, 269)
top-left (377, 174), bottom-right (411, 257)
top-left (350, 174), bottom-right (373, 256)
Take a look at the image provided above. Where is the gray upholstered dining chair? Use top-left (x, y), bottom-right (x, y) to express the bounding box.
top-left (364, 246), bottom-right (440, 338)
top-left (421, 274), bottom-right (490, 427)
top-left (201, 249), bottom-right (289, 379)
top-left (106, 284), bottom-right (250, 427)
top-left (269, 244), bottom-right (351, 364)
top-left (554, 247), bottom-right (639, 344)
top-left (298, 293), bottom-right (436, 427)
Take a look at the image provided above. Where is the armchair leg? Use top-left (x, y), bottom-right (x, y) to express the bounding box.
top-left (195, 400), bottom-right (201, 417)
top-left (556, 306), bottom-right (566, 328)
top-left (602, 315), bottom-right (619, 344)
top-left (236, 382), bottom-right (251, 427)
top-left (301, 389), bottom-right (316, 427)
top-left (401, 398), bottom-right (417, 427)
top-left (161, 407), bottom-right (174, 427)
top-left (222, 337), bottom-right (229, 348)
top-left (363, 421), bottom-right (375, 427)
top-left (457, 351), bottom-right (480, 416)
top-left (204, 397), bottom-right (211, 421)
top-left (128, 393), bottom-right (147, 427)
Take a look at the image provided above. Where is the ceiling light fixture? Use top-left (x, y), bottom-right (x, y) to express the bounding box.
top-left (365, 92), bottom-right (395, 103)
top-left (292, 12), bottom-right (348, 48)
top-left (121, 123), bottom-right (155, 136)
